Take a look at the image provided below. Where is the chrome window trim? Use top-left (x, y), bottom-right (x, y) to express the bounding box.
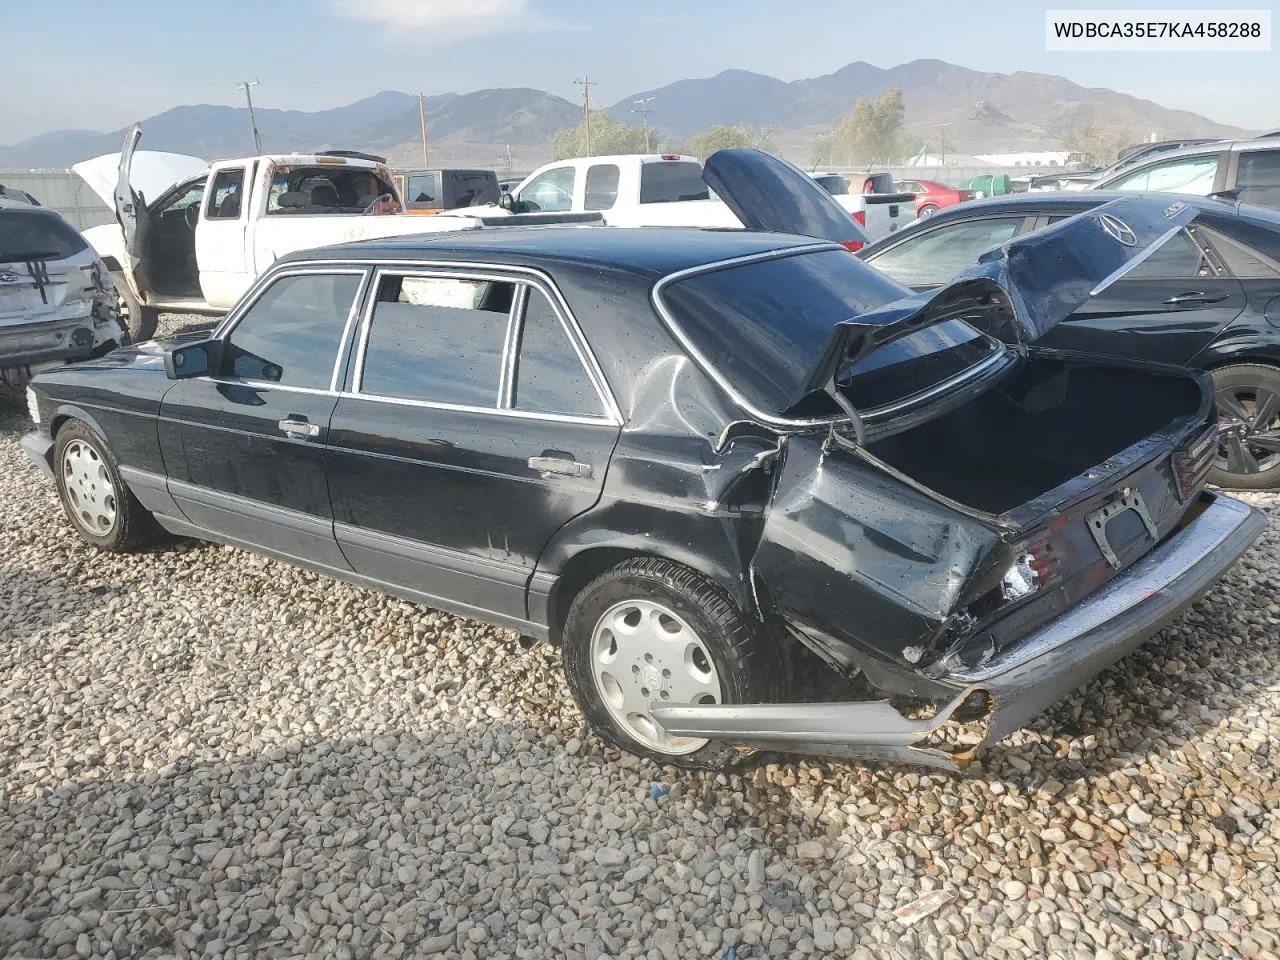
top-left (650, 243), bottom-right (1011, 431)
top-left (499, 285), bottom-right (529, 408)
top-left (334, 390), bottom-right (615, 426)
top-left (349, 262), bottom-right (622, 425)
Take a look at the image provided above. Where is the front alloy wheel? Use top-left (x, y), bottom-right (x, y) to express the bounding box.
top-left (61, 438), bottom-right (118, 536)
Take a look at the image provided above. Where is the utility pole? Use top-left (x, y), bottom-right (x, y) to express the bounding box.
top-left (237, 79), bottom-right (262, 155)
top-left (418, 92), bottom-right (429, 167)
top-left (631, 96), bottom-right (655, 152)
top-left (936, 121), bottom-right (952, 165)
top-left (574, 76), bottom-right (597, 154)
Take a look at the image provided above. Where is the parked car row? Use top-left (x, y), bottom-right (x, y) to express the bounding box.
top-left (20, 149), bottom-right (1266, 773)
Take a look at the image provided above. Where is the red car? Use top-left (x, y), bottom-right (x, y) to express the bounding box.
top-left (897, 178), bottom-right (973, 218)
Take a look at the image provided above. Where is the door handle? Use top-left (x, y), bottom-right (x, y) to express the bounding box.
top-left (1163, 291), bottom-right (1229, 306)
top-left (277, 418), bottom-right (320, 438)
top-left (528, 455), bottom-right (592, 478)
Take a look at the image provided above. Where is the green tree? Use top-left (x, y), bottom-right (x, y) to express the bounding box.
top-left (817, 88), bottom-right (910, 165)
top-left (551, 112), bottom-right (650, 159)
top-left (681, 124), bottom-right (774, 161)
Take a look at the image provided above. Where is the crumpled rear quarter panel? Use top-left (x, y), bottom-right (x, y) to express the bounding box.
top-left (751, 434), bottom-right (1003, 692)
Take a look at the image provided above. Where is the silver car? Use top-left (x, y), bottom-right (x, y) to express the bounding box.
top-left (0, 199), bottom-right (129, 400)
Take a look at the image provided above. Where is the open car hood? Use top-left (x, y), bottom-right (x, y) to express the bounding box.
top-left (701, 148), bottom-right (869, 248)
top-left (72, 141), bottom-right (207, 211)
top-left (786, 195), bottom-right (1199, 410)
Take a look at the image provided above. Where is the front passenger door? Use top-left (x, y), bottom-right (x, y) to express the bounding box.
top-left (159, 269), bottom-right (366, 568)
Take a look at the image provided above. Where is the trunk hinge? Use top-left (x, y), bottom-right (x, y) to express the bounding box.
top-left (823, 374), bottom-right (865, 447)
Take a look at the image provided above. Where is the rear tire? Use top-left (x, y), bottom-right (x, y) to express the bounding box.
top-left (561, 557), bottom-right (783, 769)
top-left (53, 419), bottom-right (160, 552)
top-left (111, 272), bottom-right (159, 342)
top-left (918, 204), bottom-right (940, 218)
top-left (1207, 363), bottom-right (1280, 491)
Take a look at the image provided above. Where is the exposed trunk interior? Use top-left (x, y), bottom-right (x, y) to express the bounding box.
top-left (866, 357), bottom-right (1203, 514)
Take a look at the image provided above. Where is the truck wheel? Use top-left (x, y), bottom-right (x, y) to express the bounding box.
top-left (1208, 363), bottom-right (1280, 490)
top-left (111, 272), bottom-right (159, 342)
top-left (54, 420), bottom-right (160, 552)
top-left (561, 557), bottom-right (783, 769)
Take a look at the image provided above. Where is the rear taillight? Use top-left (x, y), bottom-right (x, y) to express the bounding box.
top-left (852, 210), bottom-right (865, 226)
top-left (841, 239), bottom-right (864, 252)
top-left (1172, 423), bottom-right (1217, 501)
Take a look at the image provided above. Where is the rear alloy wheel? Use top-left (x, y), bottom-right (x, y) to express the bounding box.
top-left (110, 271), bottom-right (159, 342)
top-left (54, 420), bottom-right (159, 551)
top-left (562, 557), bottom-right (783, 768)
top-left (1208, 363), bottom-right (1280, 490)
top-left (918, 204), bottom-right (940, 218)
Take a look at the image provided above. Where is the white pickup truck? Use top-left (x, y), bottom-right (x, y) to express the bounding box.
top-left (74, 126), bottom-right (564, 339)
top-left (500, 155), bottom-right (909, 242)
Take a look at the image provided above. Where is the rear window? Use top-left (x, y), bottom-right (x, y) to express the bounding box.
top-left (813, 175), bottom-right (849, 196)
top-left (266, 164), bottom-right (398, 215)
top-left (660, 249), bottom-right (999, 418)
top-left (0, 208), bottom-right (87, 261)
top-left (443, 171), bottom-right (500, 208)
top-left (639, 161), bottom-right (709, 203)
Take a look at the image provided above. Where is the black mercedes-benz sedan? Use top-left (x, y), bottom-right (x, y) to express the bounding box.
top-left (860, 192), bottom-right (1280, 490)
top-left (21, 151), bottom-right (1266, 770)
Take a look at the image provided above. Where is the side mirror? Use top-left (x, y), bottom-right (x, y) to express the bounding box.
top-left (500, 191), bottom-right (519, 213)
top-left (164, 339), bottom-right (221, 379)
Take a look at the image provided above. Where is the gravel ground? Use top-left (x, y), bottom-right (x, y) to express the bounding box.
top-left (2, 323), bottom-right (1279, 959)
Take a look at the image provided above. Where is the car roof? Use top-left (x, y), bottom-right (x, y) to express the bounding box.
top-left (862, 191), bottom-right (1280, 252)
top-left (1092, 136), bottom-right (1280, 178)
top-left (280, 226), bottom-right (831, 279)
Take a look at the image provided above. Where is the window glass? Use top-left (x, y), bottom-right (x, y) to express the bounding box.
top-left (1201, 225), bottom-right (1280, 278)
top-left (224, 273), bottom-right (360, 388)
top-left (865, 217), bottom-right (1025, 288)
top-left (158, 182), bottom-right (205, 214)
top-left (639, 162), bottom-right (709, 203)
top-left (361, 275), bottom-right (514, 406)
top-left (405, 172), bottom-right (440, 205)
top-left (0, 208), bottom-right (88, 261)
top-left (813, 175), bottom-right (849, 196)
top-left (1236, 150), bottom-right (1280, 208)
top-left (1104, 155), bottom-right (1219, 195)
top-left (264, 165), bottom-right (399, 215)
top-left (206, 168), bottom-right (245, 220)
top-left (443, 171), bottom-right (499, 208)
top-left (1124, 227), bottom-right (1212, 279)
top-left (584, 165), bottom-right (621, 211)
top-left (520, 167), bottom-right (576, 212)
top-left (514, 288), bottom-right (602, 417)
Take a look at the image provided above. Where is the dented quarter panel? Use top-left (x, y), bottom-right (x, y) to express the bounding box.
top-left (750, 433), bottom-right (1004, 693)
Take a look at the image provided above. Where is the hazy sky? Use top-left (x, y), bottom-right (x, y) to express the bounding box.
top-left (3, 0), bottom-right (1277, 142)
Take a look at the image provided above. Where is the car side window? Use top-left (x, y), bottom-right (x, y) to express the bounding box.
top-left (865, 217), bottom-right (1026, 288)
top-left (1104, 154), bottom-right (1219, 195)
top-left (512, 288), bottom-right (604, 418)
top-left (224, 273), bottom-right (361, 388)
top-left (405, 172), bottom-right (439, 204)
top-left (1236, 150), bottom-right (1280, 208)
top-left (206, 168), bottom-right (245, 220)
top-left (360, 275), bottom-right (515, 406)
top-left (1124, 227), bottom-right (1214, 280)
top-left (1200, 225), bottom-right (1280, 278)
top-left (520, 166), bottom-right (576, 212)
top-left (584, 164), bottom-right (620, 211)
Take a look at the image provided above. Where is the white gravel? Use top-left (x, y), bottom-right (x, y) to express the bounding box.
top-left (2, 326), bottom-right (1279, 959)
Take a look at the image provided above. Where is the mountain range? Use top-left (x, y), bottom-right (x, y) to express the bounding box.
top-left (0, 59), bottom-right (1255, 171)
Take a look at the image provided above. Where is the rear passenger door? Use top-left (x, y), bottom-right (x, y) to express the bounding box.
top-left (326, 268), bottom-right (621, 629)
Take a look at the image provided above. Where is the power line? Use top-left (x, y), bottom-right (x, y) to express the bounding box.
top-left (237, 79), bottom-right (262, 155)
top-left (574, 76), bottom-right (597, 155)
top-left (631, 97), bottom-right (656, 152)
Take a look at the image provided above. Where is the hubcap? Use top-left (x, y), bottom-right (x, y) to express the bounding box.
top-left (589, 599), bottom-right (723, 755)
top-left (1215, 384), bottom-right (1280, 476)
top-left (61, 439), bottom-right (118, 535)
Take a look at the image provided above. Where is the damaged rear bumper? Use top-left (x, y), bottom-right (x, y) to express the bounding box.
top-left (649, 491), bottom-right (1265, 771)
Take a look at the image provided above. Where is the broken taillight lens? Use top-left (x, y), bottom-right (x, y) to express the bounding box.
top-left (1172, 423), bottom-right (1217, 502)
top-left (841, 239), bottom-right (864, 252)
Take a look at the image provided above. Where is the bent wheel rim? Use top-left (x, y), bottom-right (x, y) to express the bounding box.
top-left (1215, 383), bottom-right (1280, 476)
top-left (61, 439), bottom-right (118, 536)
top-left (589, 598), bottom-right (723, 755)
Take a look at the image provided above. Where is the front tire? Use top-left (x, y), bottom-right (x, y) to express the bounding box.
top-left (54, 420), bottom-right (159, 551)
top-left (562, 557), bottom-right (783, 768)
top-left (111, 272), bottom-right (159, 342)
top-left (1207, 363), bottom-right (1280, 490)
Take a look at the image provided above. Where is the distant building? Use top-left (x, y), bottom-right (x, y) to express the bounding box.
top-left (973, 151), bottom-right (1072, 167)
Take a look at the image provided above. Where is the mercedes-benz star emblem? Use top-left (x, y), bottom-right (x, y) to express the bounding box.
top-left (1098, 214), bottom-right (1137, 247)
